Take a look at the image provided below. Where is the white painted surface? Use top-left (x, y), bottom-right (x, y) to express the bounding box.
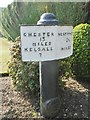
top-left (21, 26), bottom-right (73, 61)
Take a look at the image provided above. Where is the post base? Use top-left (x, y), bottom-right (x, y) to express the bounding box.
top-left (41, 97), bottom-right (60, 118)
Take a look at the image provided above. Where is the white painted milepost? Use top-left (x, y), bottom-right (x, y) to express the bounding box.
top-left (20, 25), bottom-right (73, 62)
top-left (20, 12), bottom-right (73, 118)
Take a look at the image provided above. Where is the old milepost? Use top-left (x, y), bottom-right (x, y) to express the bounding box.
top-left (20, 13), bottom-right (73, 118)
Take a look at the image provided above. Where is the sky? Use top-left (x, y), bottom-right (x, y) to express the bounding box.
top-left (0, 0), bottom-right (14, 7)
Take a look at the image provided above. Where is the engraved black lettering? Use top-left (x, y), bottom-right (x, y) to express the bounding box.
top-left (34, 48), bottom-right (37, 52)
top-left (23, 33), bottom-right (26, 36)
top-left (46, 47), bottom-right (49, 51)
top-left (47, 32), bottom-right (50, 36)
top-left (34, 33), bottom-right (36, 37)
top-left (43, 33), bottom-right (46, 36)
top-left (67, 33), bottom-right (72, 35)
top-left (38, 33), bottom-right (41, 36)
top-left (29, 48), bottom-right (32, 52)
top-left (41, 42), bottom-right (44, 46)
top-left (58, 33), bottom-right (62, 36)
top-left (68, 46), bottom-right (71, 49)
top-left (63, 33), bottom-right (67, 36)
top-left (42, 48), bottom-right (46, 51)
top-left (45, 42), bottom-right (48, 46)
top-left (49, 42), bottom-right (51, 45)
top-left (61, 48), bottom-right (64, 50)
top-left (39, 53), bottom-right (42, 57)
top-left (32, 43), bottom-right (36, 46)
top-left (38, 42), bottom-right (40, 46)
top-left (40, 37), bottom-right (42, 41)
top-left (24, 48), bottom-right (28, 51)
top-left (42, 37), bottom-right (45, 41)
top-left (28, 33), bottom-right (32, 36)
top-left (51, 33), bottom-right (54, 36)
top-left (66, 38), bottom-right (70, 42)
top-left (50, 47), bottom-right (53, 51)
top-left (38, 47), bottom-right (41, 51)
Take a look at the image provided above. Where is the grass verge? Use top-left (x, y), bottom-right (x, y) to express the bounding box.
top-left (0, 37), bottom-right (11, 74)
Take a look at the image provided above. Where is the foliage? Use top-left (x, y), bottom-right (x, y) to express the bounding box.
top-left (8, 36), bottom-right (39, 93)
top-left (1, 2), bottom-right (40, 40)
top-left (58, 57), bottom-right (72, 80)
top-left (54, 2), bottom-right (85, 26)
top-left (1, 2), bottom-right (85, 40)
top-left (72, 23), bottom-right (90, 80)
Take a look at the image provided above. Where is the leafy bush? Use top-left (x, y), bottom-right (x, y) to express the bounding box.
top-left (72, 23), bottom-right (90, 80)
top-left (58, 58), bottom-right (72, 79)
top-left (1, 2), bottom-right (85, 40)
top-left (8, 36), bottom-right (39, 93)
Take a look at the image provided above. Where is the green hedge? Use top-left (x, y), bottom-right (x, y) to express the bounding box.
top-left (72, 23), bottom-right (90, 80)
top-left (8, 37), bottom-right (39, 93)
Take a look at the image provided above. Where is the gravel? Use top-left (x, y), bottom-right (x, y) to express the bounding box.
top-left (0, 77), bottom-right (90, 119)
